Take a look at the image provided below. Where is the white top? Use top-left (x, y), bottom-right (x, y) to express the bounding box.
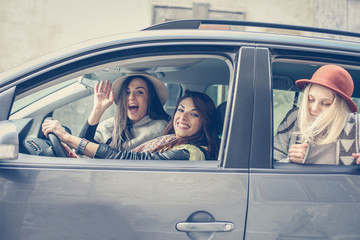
top-left (94, 115), bottom-right (168, 151)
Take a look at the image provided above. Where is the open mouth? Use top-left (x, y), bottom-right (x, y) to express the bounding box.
top-left (128, 105), bottom-right (139, 113)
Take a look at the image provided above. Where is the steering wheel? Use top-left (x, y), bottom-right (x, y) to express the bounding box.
top-left (48, 133), bottom-right (68, 157)
top-left (45, 117), bottom-right (68, 157)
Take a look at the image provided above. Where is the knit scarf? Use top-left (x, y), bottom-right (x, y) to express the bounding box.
top-left (133, 134), bottom-right (178, 153)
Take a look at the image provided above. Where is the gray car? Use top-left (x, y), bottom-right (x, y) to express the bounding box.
top-left (0, 20), bottom-right (359, 240)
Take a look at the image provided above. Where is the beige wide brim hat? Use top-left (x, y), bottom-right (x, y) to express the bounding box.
top-left (112, 72), bottom-right (168, 106)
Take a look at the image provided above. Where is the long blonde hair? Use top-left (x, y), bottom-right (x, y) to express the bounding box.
top-left (297, 84), bottom-right (351, 144)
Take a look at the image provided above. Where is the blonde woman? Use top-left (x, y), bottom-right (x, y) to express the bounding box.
top-left (274, 64), bottom-right (360, 165)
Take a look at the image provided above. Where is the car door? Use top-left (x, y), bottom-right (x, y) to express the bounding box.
top-left (245, 47), bottom-right (360, 239)
top-left (0, 41), bottom-right (252, 240)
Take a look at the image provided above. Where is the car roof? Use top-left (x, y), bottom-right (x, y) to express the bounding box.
top-left (1, 20), bottom-right (360, 87)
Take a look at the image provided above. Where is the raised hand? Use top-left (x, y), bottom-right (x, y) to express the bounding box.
top-left (94, 80), bottom-right (114, 111)
top-left (88, 80), bottom-right (114, 125)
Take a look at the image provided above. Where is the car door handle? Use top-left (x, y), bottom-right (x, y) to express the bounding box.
top-left (176, 221), bottom-right (234, 232)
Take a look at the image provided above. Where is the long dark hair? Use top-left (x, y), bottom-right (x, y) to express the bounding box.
top-left (111, 75), bottom-right (169, 149)
top-left (155, 90), bottom-right (220, 159)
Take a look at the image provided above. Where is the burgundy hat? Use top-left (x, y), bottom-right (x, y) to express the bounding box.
top-left (296, 64), bottom-right (358, 112)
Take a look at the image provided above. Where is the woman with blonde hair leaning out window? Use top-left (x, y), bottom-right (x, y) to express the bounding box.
top-left (274, 64), bottom-right (360, 165)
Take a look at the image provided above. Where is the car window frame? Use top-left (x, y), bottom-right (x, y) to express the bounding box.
top-left (268, 47), bottom-right (360, 172)
top-left (1, 42), bottom-right (251, 170)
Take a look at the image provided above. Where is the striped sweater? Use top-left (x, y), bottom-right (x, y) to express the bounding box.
top-left (274, 108), bottom-right (360, 165)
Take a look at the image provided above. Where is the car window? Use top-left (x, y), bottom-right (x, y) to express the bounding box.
top-left (164, 83), bottom-right (183, 116)
top-left (272, 59), bottom-right (360, 166)
top-left (11, 53), bottom-right (233, 163)
top-left (206, 84), bottom-right (228, 107)
top-left (11, 78), bottom-right (79, 115)
top-left (273, 89), bottom-right (297, 133)
top-left (55, 56), bottom-right (231, 139)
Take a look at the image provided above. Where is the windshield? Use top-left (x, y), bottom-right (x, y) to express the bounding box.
top-left (11, 78), bottom-right (79, 115)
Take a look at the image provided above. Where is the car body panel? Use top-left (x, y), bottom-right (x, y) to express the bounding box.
top-left (0, 156), bottom-right (248, 240)
top-left (245, 44), bottom-right (360, 239)
top-left (246, 168), bottom-right (360, 239)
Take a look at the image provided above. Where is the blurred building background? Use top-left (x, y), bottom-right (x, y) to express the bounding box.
top-left (1, 0), bottom-right (360, 72)
top-left (2, 0), bottom-right (360, 134)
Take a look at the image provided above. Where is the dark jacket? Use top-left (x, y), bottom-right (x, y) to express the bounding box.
top-left (94, 143), bottom-right (212, 160)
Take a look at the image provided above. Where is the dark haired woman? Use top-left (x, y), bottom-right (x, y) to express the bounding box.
top-left (43, 90), bottom-right (219, 160)
top-left (79, 72), bottom-right (170, 151)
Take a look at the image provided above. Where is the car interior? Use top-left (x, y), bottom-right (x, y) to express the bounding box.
top-left (9, 54), bottom-right (233, 159)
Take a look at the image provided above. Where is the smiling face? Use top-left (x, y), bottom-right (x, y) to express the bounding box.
top-left (307, 84), bottom-right (335, 120)
top-left (173, 97), bottom-right (203, 138)
top-left (126, 78), bottom-right (149, 124)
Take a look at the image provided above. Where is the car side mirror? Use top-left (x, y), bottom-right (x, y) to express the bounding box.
top-left (0, 120), bottom-right (18, 160)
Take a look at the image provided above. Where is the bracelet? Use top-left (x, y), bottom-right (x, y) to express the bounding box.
top-left (75, 138), bottom-right (89, 155)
